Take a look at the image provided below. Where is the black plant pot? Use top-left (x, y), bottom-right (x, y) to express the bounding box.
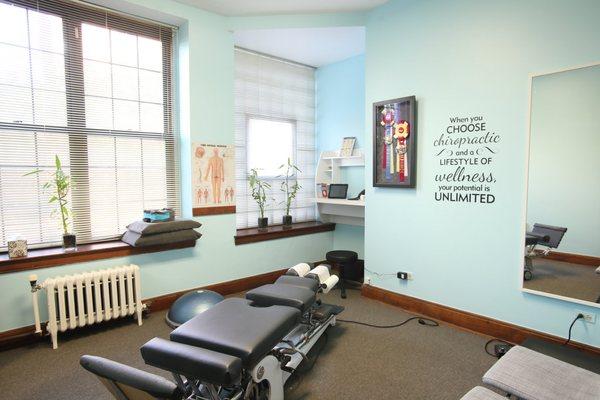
top-left (62, 233), bottom-right (77, 250)
top-left (282, 215), bottom-right (292, 229)
top-left (257, 217), bottom-right (269, 232)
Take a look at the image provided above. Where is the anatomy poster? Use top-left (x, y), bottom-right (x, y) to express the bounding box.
top-left (192, 143), bottom-right (236, 215)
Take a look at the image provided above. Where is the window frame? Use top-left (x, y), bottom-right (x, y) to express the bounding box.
top-left (0, 0), bottom-right (178, 250)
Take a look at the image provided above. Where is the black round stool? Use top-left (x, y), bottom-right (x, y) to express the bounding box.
top-left (326, 250), bottom-right (358, 299)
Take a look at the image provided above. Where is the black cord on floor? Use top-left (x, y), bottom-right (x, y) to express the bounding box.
top-left (484, 338), bottom-right (512, 357)
top-left (483, 314), bottom-right (584, 358)
top-left (337, 316), bottom-right (439, 328)
top-left (564, 313), bottom-right (584, 346)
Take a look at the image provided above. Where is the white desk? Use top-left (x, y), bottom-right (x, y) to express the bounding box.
top-left (314, 198), bottom-right (365, 226)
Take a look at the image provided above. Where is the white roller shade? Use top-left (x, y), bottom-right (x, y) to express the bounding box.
top-left (234, 48), bottom-right (316, 229)
top-left (0, 0), bottom-right (180, 249)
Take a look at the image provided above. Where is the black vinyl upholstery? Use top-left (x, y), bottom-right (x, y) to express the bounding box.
top-left (526, 233), bottom-right (545, 246)
top-left (326, 250), bottom-right (358, 264)
top-left (530, 223), bottom-right (567, 248)
top-left (80, 355), bottom-right (182, 400)
top-left (276, 275), bottom-right (320, 292)
top-left (140, 338), bottom-right (242, 386)
top-left (246, 283), bottom-right (316, 312)
top-left (326, 250), bottom-right (358, 299)
top-left (170, 298), bottom-right (299, 367)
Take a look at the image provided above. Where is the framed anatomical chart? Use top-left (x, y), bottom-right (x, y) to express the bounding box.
top-left (192, 143), bottom-right (236, 216)
top-left (373, 96), bottom-right (417, 188)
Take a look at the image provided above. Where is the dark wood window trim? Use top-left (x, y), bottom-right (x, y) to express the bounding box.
top-left (234, 221), bottom-right (335, 245)
top-left (0, 240), bottom-right (196, 275)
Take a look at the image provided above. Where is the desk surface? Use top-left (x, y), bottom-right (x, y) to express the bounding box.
top-left (315, 198), bottom-right (365, 206)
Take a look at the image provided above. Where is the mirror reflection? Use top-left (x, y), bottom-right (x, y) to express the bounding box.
top-left (524, 63), bottom-right (600, 306)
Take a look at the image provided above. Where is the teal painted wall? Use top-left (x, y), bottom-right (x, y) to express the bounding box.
top-left (316, 55), bottom-right (365, 258)
top-left (332, 224), bottom-right (365, 259)
top-left (364, 0), bottom-right (600, 347)
top-left (4, 0), bottom-right (598, 351)
top-left (0, 0), bottom-right (370, 332)
top-left (527, 65), bottom-right (600, 257)
top-left (2, 223), bottom-right (332, 331)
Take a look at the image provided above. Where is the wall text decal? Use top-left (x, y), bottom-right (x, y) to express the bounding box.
top-left (433, 115), bottom-right (500, 204)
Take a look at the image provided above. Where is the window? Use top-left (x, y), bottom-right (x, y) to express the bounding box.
top-left (234, 49), bottom-right (316, 229)
top-left (247, 117), bottom-right (294, 177)
top-left (0, 0), bottom-right (179, 250)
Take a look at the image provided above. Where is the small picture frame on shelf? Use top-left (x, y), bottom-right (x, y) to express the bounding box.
top-left (373, 96), bottom-right (417, 188)
top-left (8, 239), bottom-right (28, 259)
top-left (340, 136), bottom-right (356, 157)
top-left (317, 183), bottom-right (329, 198)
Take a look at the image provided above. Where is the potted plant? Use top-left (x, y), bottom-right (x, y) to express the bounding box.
top-left (26, 155), bottom-right (76, 250)
top-left (279, 158), bottom-right (301, 229)
top-left (248, 168), bottom-right (271, 231)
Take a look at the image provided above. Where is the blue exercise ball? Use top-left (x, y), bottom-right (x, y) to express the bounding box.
top-left (166, 290), bottom-right (224, 328)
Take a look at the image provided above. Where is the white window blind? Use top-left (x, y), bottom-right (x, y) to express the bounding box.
top-left (0, 0), bottom-right (179, 250)
top-left (234, 48), bottom-right (316, 229)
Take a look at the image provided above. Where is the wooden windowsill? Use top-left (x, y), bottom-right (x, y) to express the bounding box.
top-left (0, 240), bottom-right (197, 275)
top-left (234, 221), bottom-right (335, 245)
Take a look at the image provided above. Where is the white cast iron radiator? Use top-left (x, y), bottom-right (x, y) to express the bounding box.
top-left (29, 264), bottom-right (144, 349)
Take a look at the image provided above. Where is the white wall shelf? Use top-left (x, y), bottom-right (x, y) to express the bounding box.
top-left (316, 149), bottom-right (364, 184)
top-left (315, 149), bottom-right (365, 226)
top-left (322, 154), bottom-right (365, 167)
top-left (323, 155), bottom-right (363, 159)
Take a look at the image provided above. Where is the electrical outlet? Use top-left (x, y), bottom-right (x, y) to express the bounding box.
top-left (576, 311), bottom-right (596, 324)
top-left (364, 276), bottom-right (371, 285)
top-left (397, 271), bottom-right (414, 281)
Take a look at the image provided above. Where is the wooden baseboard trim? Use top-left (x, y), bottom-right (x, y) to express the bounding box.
top-left (361, 284), bottom-right (600, 356)
top-left (544, 251), bottom-right (600, 266)
top-left (146, 268), bottom-right (287, 312)
top-left (0, 268), bottom-right (287, 352)
top-left (0, 324), bottom-right (47, 351)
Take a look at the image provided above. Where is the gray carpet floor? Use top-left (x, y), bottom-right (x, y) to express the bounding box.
top-left (0, 289), bottom-right (497, 400)
top-left (523, 259), bottom-right (600, 303)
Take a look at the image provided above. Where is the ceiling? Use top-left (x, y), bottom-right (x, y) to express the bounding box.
top-left (175, 0), bottom-right (388, 16)
top-left (234, 27), bottom-right (365, 67)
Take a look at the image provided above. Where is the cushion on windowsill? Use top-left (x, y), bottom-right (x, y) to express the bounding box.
top-left (121, 229), bottom-right (201, 247)
top-left (126, 219), bottom-right (201, 235)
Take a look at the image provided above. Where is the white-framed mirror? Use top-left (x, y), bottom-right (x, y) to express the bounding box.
top-left (522, 62), bottom-right (600, 307)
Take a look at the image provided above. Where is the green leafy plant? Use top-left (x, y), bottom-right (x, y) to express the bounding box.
top-left (279, 158), bottom-right (301, 216)
top-left (25, 155), bottom-right (72, 235)
top-left (248, 168), bottom-right (271, 219)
